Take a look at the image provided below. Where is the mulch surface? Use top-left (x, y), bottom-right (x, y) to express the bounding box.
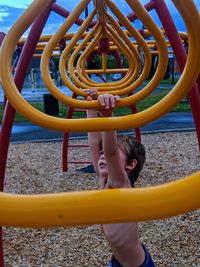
top-left (3, 131), bottom-right (200, 266)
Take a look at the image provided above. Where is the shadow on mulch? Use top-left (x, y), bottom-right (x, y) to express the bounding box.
top-left (77, 164), bottom-right (95, 173)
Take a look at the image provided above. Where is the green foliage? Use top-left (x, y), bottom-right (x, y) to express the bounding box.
top-left (88, 56), bottom-right (101, 69)
top-left (107, 55), bottom-right (118, 69)
top-left (53, 57), bottom-right (60, 71)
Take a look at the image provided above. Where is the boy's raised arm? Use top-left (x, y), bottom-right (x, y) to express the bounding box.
top-left (98, 94), bottom-right (131, 188)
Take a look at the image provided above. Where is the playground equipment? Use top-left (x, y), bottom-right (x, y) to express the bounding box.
top-left (0, 0), bottom-right (200, 266)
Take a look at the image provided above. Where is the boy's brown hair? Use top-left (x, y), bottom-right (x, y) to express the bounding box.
top-left (117, 135), bottom-right (146, 186)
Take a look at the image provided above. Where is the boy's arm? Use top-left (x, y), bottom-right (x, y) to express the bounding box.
top-left (98, 94), bottom-right (131, 188)
top-left (102, 130), bottom-right (131, 188)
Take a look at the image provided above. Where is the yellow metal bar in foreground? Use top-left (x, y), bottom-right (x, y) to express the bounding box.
top-left (0, 172), bottom-right (199, 227)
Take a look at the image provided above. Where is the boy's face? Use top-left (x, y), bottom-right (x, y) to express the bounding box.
top-left (97, 149), bottom-right (127, 178)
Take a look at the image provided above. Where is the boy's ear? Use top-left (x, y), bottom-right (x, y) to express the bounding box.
top-left (125, 159), bottom-right (137, 172)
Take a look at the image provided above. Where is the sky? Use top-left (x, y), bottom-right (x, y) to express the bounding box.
top-left (0, 0), bottom-right (200, 36)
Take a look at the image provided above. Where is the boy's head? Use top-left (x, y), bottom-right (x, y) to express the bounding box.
top-left (117, 135), bottom-right (146, 186)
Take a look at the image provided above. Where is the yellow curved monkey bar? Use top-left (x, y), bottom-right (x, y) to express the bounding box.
top-left (0, 171), bottom-right (199, 227)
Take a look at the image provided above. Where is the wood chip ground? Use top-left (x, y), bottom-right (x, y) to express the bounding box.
top-left (3, 131), bottom-right (200, 266)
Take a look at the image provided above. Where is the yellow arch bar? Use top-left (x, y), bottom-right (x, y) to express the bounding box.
top-left (0, 172), bottom-right (199, 227)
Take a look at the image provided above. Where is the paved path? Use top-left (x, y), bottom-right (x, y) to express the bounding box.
top-left (0, 85), bottom-right (72, 103)
top-left (7, 111), bottom-right (194, 142)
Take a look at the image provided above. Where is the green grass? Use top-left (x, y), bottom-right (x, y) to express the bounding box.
top-left (0, 88), bottom-right (191, 123)
top-left (0, 102), bottom-right (45, 123)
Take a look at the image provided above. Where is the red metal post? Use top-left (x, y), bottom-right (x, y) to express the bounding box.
top-left (126, 1), bottom-right (155, 22)
top-left (129, 103), bottom-right (141, 142)
top-left (0, 32), bottom-right (5, 46)
top-left (152, 0), bottom-right (200, 150)
top-left (0, 31), bottom-right (6, 267)
top-left (62, 105), bottom-right (74, 172)
top-left (62, 91), bottom-right (92, 172)
top-left (196, 75), bottom-right (200, 95)
top-left (52, 2), bottom-right (85, 26)
top-left (0, 33), bottom-right (7, 110)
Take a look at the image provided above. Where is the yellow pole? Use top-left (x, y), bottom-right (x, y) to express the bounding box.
top-left (0, 171), bottom-right (199, 227)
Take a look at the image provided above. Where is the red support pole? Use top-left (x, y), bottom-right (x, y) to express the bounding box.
top-left (62, 104), bottom-right (74, 172)
top-left (52, 2), bottom-right (85, 26)
top-left (129, 103), bottom-right (141, 142)
top-left (0, 31), bottom-right (6, 267)
top-left (196, 75), bottom-right (200, 95)
top-left (152, 0), bottom-right (200, 150)
top-left (0, 33), bottom-right (7, 110)
top-left (126, 1), bottom-right (155, 22)
top-left (62, 93), bottom-right (92, 171)
top-left (0, 32), bottom-right (5, 45)
top-left (0, 4), bottom-right (53, 266)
